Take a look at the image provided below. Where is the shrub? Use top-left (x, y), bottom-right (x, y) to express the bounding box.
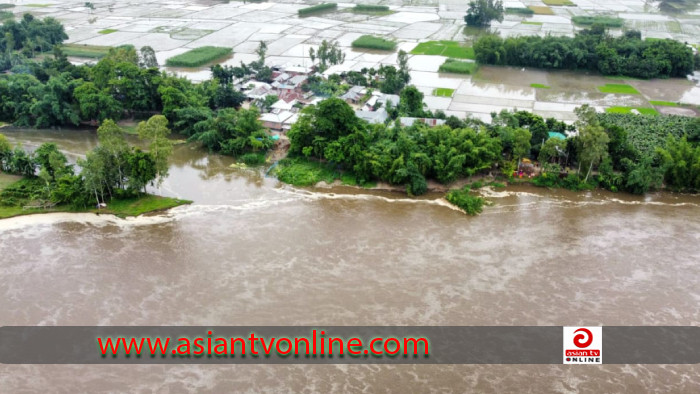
top-left (446, 186), bottom-right (485, 215)
top-left (351, 35), bottom-right (397, 51)
top-left (240, 152), bottom-right (266, 166)
top-left (298, 3), bottom-right (337, 16)
top-left (165, 46), bottom-right (232, 67)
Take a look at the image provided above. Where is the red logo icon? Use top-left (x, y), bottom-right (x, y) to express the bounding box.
top-left (573, 328), bottom-right (593, 348)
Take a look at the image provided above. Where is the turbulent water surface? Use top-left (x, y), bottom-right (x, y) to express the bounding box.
top-left (1, 130), bottom-right (699, 392)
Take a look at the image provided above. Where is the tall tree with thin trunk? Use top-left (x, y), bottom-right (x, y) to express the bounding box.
top-left (137, 115), bottom-right (174, 186)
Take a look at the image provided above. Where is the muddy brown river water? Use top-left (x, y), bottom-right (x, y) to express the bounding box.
top-left (1, 130), bottom-right (699, 392)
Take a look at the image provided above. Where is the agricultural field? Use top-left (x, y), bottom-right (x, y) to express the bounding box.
top-left (528, 6), bottom-right (554, 15)
top-left (61, 44), bottom-right (111, 59)
top-left (411, 41), bottom-right (475, 59)
top-left (571, 16), bottom-right (624, 28)
top-left (298, 3), bottom-right (337, 17)
top-left (605, 107), bottom-right (659, 115)
top-left (351, 35), bottom-right (396, 51)
top-left (433, 88), bottom-right (455, 97)
top-left (531, 83), bottom-right (550, 89)
top-left (438, 59), bottom-right (477, 74)
top-left (542, 0), bottom-right (576, 5)
top-left (598, 84), bottom-right (640, 95)
top-left (98, 29), bottom-right (117, 35)
top-left (649, 101), bottom-right (679, 106)
top-left (165, 46), bottom-right (232, 67)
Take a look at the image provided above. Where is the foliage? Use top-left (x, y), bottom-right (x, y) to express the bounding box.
top-left (473, 26), bottom-right (694, 79)
top-left (298, 3), bottom-right (337, 16)
top-left (351, 35), bottom-right (397, 51)
top-left (165, 46), bottom-right (232, 67)
top-left (464, 0), bottom-right (504, 27)
top-left (571, 16), bottom-right (623, 28)
top-left (596, 113), bottom-right (695, 156)
top-left (354, 5), bottom-right (390, 12)
top-left (410, 41), bottom-right (475, 59)
top-left (656, 135), bottom-right (700, 191)
top-left (274, 157), bottom-right (339, 187)
top-left (0, 13), bottom-right (68, 70)
top-left (438, 59), bottom-right (478, 74)
top-left (137, 115), bottom-right (174, 185)
top-left (446, 186), bottom-right (485, 215)
top-left (189, 107), bottom-right (273, 157)
top-left (240, 152), bottom-right (266, 166)
top-left (309, 40), bottom-right (345, 72)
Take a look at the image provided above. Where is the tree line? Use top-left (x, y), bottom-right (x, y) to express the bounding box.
top-left (473, 26), bottom-right (695, 79)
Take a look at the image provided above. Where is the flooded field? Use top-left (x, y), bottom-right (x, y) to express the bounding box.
top-left (4, 0), bottom-right (697, 121)
top-left (1, 130), bottom-right (700, 392)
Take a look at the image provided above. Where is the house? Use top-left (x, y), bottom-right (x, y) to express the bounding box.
top-left (271, 99), bottom-right (297, 112)
top-left (261, 111), bottom-right (295, 131)
top-left (340, 86), bottom-right (366, 104)
top-left (399, 117), bottom-right (447, 127)
top-left (377, 94), bottom-right (400, 108)
top-left (355, 108), bottom-right (389, 124)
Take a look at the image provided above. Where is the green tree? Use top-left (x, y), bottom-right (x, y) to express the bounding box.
top-left (575, 105), bottom-right (609, 182)
top-left (538, 137), bottom-right (568, 165)
top-left (464, 0), bottom-right (504, 27)
top-left (512, 128), bottom-right (532, 165)
top-left (73, 82), bottom-right (122, 123)
top-left (139, 46), bottom-right (158, 68)
top-left (97, 119), bottom-right (129, 190)
top-left (657, 135), bottom-right (700, 191)
top-left (137, 115), bottom-right (174, 185)
top-left (399, 86), bottom-right (424, 117)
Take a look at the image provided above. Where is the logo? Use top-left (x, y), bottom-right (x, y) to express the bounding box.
top-left (563, 326), bottom-right (602, 364)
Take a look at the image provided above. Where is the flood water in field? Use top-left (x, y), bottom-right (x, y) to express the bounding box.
top-left (1, 130), bottom-right (700, 392)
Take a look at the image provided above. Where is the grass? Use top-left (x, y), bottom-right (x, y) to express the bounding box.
top-left (542, 0), bottom-right (575, 5)
top-left (274, 157), bottom-right (339, 187)
top-left (505, 7), bottom-right (534, 15)
top-left (98, 29), bottom-right (118, 35)
top-left (528, 6), bottom-right (554, 15)
top-left (438, 59), bottom-right (478, 74)
top-left (571, 16), bottom-right (624, 28)
top-left (340, 173), bottom-right (376, 188)
top-left (0, 4), bottom-right (15, 9)
top-left (100, 195), bottom-right (191, 218)
top-left (522, 21), bottom-right (543, 26)
top-left (433, 88), bottom-right (455, 97)
top-left (61, 43), bottom-right (111, 59)
top-left (298, 3), bottom-right (337, 16)
top-left (605, 106), bottom-right (659, 115)
top-left (649, 100), bottom-right (679, 106)
top-left (531, 83), bottom-right (551, 89)
top-left (165, 46), bottom-right (232, 67)
top-left (410, 40), bottom-right (475, 60)
top-left (351, 35), bottom-right (397, 51)
top-left (597, 83), bottom-right (640, 95)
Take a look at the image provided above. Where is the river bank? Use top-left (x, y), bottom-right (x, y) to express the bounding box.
top-left (0, 173), bottom-right (191, 220)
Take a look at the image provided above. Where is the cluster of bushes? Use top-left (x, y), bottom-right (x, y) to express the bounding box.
top-left (165, 46), bottom-right (232, 67)
top-left (351, 35), bottom-right (397, 51)
top-left (445, 185), bottom-right (486, 215)
top-left (473, 26), bottom-right (694, 79)
top-left (298, 3), bottom-right (337, 16)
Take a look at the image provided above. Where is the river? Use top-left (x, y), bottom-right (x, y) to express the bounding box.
top-left (1, 129), bottom-right (699, 392)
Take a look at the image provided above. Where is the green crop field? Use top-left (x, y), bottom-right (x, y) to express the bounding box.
top-left (165, 46), bottom-right (232, 67)
top-left (572, 16), bottom-right (624, 28)
top-left (433, 88), bottom-right (455, 97)
top-left (649, 100), bottom-right (678, 106)
top-left (542, 0), bottom-right (575, 5)
top-left (411, 40), bottom-right (475, 59)
top-left (98, 29), bottom-right (117, 34)
top-left (528, 6), bottom-right (554, 15)
top-left (598, 84), bottom-right (640, 95)
top-left (506, 7), bottom-right (534, 15)
top-left (351, 35), bottom-right (397, 51)
top-left (61, 44), bottom-right (111, 59)
top-left (530, 83), bottom-right (550, 89)
top-left (605, 107), bottom-right (658, 115)
top-left (522, 21), bottom-right (543, 26)
top-left (298, 3), bottom-right (337, 16)
top-left (438, 59), bottom-right (478, 74)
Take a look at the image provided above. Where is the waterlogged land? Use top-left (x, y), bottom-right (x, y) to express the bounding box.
top-left (1, 130), bottom-right (700, 392)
